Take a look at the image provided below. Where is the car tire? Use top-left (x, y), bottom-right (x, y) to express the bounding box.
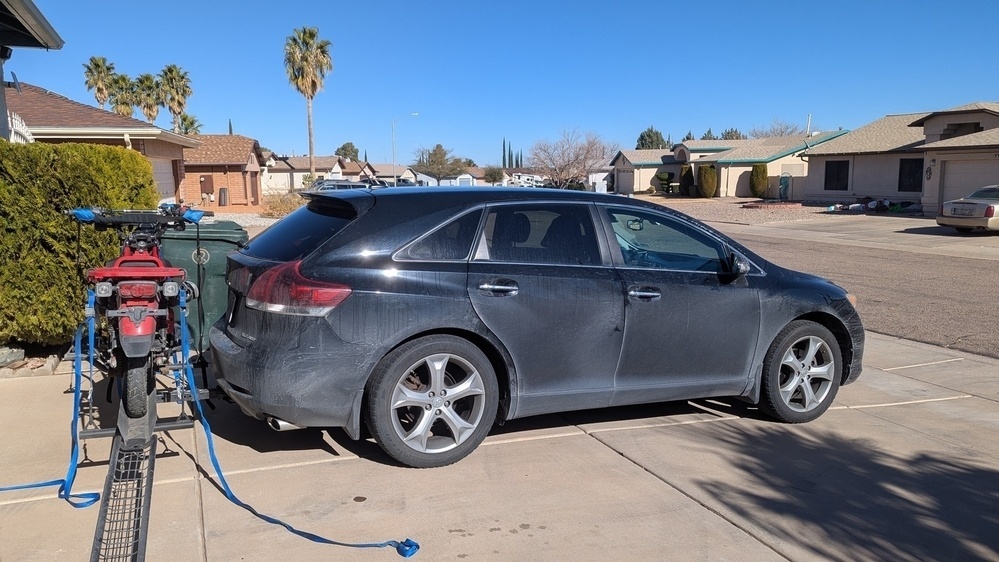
top-left (366, 335), bottom-right (498, 468)
top-left (954, 227), bottom-right (973, 234)
top-left (124, 356), bottom-right (151, 419)
top-left (759, 320), bottom-right (842, 423)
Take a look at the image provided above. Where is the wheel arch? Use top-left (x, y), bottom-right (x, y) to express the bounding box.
top-left (360, 327), bottom-right (516, 428)
top-left (794, 311), bottom-right (854, 385)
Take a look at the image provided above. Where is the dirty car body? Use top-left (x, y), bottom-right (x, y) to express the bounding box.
top-left (210, 187), bottom-right (864, 467)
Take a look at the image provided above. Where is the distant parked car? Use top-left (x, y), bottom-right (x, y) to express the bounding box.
top-left (936, 185), bottom-right (999, 233)
top-left (210, 187), bottom-right (864, 468)
top-left (310, 179), bottom-right (370, 191)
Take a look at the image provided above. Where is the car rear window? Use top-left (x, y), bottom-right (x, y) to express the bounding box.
top-left (241, 199), bottom-right (356, 262)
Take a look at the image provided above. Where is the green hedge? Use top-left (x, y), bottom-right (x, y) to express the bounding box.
top-left (750, 163), bottom-right (769, 198)
top-left (697, 165), bottom-right (717, 198)
top-left (679, 164), bottom-right (693, 196)
top-left (0, 141), bottom-right (159, 345)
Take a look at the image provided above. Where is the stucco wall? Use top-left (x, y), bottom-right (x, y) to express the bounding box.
top-left (803, 153), bottom-right (925, 202)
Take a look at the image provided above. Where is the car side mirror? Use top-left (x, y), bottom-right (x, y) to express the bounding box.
top-left (729, 253), bottom-right (751, 277)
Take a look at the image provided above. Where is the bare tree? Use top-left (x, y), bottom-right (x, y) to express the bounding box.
top-left (529, 129), bottom-right (619, 189)
top-left (749, 118), bottom-right (804, 138)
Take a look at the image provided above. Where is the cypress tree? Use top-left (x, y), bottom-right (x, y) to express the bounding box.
top-left (503, 138), bottom-right (507, 168)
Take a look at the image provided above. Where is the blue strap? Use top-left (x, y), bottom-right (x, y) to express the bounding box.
top-left (0, 291), bottom-right (100, 507)
top-left (176, 291), bottom-right (418, 557)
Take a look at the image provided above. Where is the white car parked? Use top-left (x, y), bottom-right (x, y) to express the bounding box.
top-left (937, 186), bottom-right (999, 233)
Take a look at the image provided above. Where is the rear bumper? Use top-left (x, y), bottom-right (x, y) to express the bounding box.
top-left (936, 215), bottom-right (999, 230)
top-left (208, 323), bottom-right (369, 431)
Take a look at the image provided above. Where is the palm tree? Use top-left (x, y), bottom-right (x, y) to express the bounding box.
top-left (177, 113), bottom-right (202, 135)
top-left (107, 73), bottom-right (135, 117)
top-left (83, 56), bottom-right (115, 110)
top-left (134, 73), bottom-right (162, 123)
top-left (159, 64), bottom-right (192, 133)
top-left (284, 26), bottom-right (333, 175)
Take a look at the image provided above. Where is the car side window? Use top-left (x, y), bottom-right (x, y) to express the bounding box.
top-left (405, 209), bottom-right (482, 260)
top-left (476, 204), bottom-right (600, 265)
top-left (606, 207), bottom-right (726, 272)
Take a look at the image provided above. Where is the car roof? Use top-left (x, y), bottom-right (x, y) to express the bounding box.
top-left (304, 186), bottom-right (657, 208)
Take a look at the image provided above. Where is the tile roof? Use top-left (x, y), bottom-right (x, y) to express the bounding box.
top-left (614, 149), bottom-right (677, 166)
top-left (7, 82), bottom-right (160, 128)
top-left (183, 134), bottom-right (261, 165)
top-left (914, 128), bottom-right (999, 150)
top-left (700, 131), bottom-right (847, 163)
top-left (802, 113), bottom-right (929, 156)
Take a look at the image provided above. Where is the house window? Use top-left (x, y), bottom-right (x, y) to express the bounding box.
top-left (824, 161), bottom-right (849, 191)
top-left (898, 158), bottom-right (924, 192)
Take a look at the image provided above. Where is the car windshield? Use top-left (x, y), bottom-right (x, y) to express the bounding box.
top-left (969, 187), bottom-right (999, 199)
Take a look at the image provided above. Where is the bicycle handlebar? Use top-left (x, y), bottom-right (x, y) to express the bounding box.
top-left (65, 206), bottom-right (213, 228)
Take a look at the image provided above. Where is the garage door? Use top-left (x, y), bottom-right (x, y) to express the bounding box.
top-left (941, 160), bottom-right (999, 201)
top-left (616, 169), bottom-right (634, 194)
top-left (149, 158), bottom-right (176, 204)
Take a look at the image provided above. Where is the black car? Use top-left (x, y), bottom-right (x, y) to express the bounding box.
top-left (210, 187), bottom-right (864, 467)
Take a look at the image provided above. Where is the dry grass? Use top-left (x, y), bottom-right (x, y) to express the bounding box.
top-left (260, 193), bottom-right (305, 218)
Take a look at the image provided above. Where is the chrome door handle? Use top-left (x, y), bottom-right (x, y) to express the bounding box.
top-left (627, 287), bottom-right (661, 301)
top-left (479, 283), bottom-right (519, 295)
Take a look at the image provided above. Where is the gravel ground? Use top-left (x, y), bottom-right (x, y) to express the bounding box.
top-left (632, 195), bottom-right (844, 225)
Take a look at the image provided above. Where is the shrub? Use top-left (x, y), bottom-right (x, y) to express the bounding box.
top-left (0, 141), bottom-right (158, 345)
top-left (679, 165), bottom-right (694, 196)
top-left (654, 171), bottom-right (674, 193)
top-left (750, 163), bottom-right (769, 198)
top-left (697, 165), bottom-right (718, 198)
top-left (260, 192), bottom-right (305, 218)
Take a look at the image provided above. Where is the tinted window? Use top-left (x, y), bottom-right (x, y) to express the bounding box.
top-left (897, 158), bottom-right (924, 193)
top-left (476, 204), bottom-right (600, 266)
top-left (607, 207), bottom-right (726, 273)
top-left (824, 161), bottom-right (849, 191)
top-left (405, 209), bottom-right (482, 260)
top-left (242, 200), bottom-right (355, 262)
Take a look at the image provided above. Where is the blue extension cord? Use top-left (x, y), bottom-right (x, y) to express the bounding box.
top-left (0, 289), bottom-right (419, 558)
top-left (175, 291), bottom-right (419, 557)
top-left (0, 290), bottom-right (100, 507)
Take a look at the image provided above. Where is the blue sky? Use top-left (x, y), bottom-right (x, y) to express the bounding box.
top-left (11, 0), bottom-right (999, 166)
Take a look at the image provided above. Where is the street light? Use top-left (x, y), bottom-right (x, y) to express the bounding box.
top-left (392, 112), bottom-right (419, 186)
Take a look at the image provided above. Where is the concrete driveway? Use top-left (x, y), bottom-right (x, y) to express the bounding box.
top-left (2, 332), bottom-right (997, 561)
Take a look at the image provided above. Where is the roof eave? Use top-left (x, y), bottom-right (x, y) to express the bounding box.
top-left (0, 0), bottom-right (64, 49)
top-left (29, 126), bottom-right (201, 147)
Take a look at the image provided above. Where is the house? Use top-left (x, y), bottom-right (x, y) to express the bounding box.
top-left (684, 132), bottom-right (845, 199)
top-left (414, 172), bottom-right (439, 186)
top-left (371, 163), bottom-right (418, 185)
top-left (181, 134), bottom-right (264, 208)
top-left (5, 82), bottom-right (200, 202)
top-left (609, 149), bottom-right (681, 194)
top-left (339, 159), bottom-right (378, 183)
top-left (439, 173), bottom-right (476, 187)
top-left (802, 103), bottom-right (999, 213)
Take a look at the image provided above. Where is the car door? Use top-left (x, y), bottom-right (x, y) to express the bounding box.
top-left (601, 205), bottom-right (762, 406)
top-left (467, 202), bottom-right (624, 418)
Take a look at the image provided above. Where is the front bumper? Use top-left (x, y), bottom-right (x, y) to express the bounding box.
top-left (209, 322), bottom-right (370, 432)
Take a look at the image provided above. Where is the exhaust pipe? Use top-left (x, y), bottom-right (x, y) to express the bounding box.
top-left (266, 416), bottom-right (305, 431)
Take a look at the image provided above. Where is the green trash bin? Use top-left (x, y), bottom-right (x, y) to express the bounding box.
top-left (161, 220), bottom-right (248, 353)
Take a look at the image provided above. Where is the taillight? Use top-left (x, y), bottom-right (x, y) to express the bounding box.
top-left (119, 281), bottom-right (158, 299)
top-left (986, 206), bottom-right (995, 218)
top-left (245, 261), bottom-right (351, 316)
